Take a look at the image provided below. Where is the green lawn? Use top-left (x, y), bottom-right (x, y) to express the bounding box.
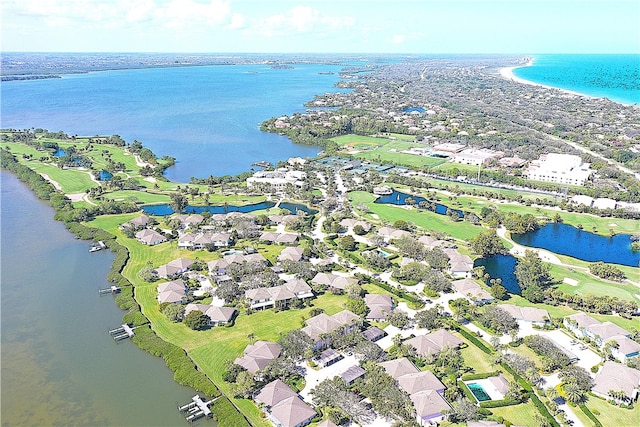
top-left (28, 163), bottom-right (97, 193)
top-left (490, 401), bottom-right (541, 426)
top-left (348, 191), bottom-right (484, 241)
top-left (578, 395), bottom-right (639, 427)
top-left (100, 190), bottom-right (171, 204)
top-left (460, 342), bottom-right (495, 373)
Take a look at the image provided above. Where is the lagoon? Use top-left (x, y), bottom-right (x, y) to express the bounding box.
top-left (0, 171), bottom-right (199, 426)
top-left (474, 254), bottom-right (520, 294)
top-left (374, 190), bottom-right (464, 218)
top-left (512, 223), bottom-right (640, 267)
top-left (141, 201), bottom-right (317, 216)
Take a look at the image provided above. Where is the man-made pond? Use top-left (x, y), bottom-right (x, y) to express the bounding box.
top-left (374, 190), bottom-right (464, 218)
top-left (512, 223), bottom-right (640, 267)
top-left (141, 201), bottom-right (317, 216)
top-left (99, 170), bottom-right (113, 181)
top-left (474, 254), bottom-right (520, 294)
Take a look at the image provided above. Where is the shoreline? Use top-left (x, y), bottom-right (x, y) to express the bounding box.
top-left (499, 59), bottom-right (637, 106)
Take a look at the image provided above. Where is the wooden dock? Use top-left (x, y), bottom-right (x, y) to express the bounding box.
top-left (109, 324), bottom-right (135, 342)
top-left (89, 241), bottom-right (107, 252)
top-left (98, 285), bottom-right (122, 295)
top-left (178, 395), bottom-right (218, 422)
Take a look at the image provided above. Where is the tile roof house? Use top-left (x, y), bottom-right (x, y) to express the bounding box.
top-left (301, 310), bottom-right (360, 349)
top-left (452, 278), bottom-right (494, 305)
top-left (442, 249), bottom-right (474, 278)
top-left (363, 326), bottom-right (386, 342)
top-left (156, 258), bottom-right (195, 279)
top-left (379, 358), bottom-right (450, 425)
top-left (178, 232), bottom-right (232, 249)
top-left (418, 235), bottom-right (446, 250)
top-left (592, 361), bottom-right (640, 403)
top-left (364, 293), bottom-right (394, 321)
top-left (310, 273), bottom-right (358, 291)
top-left (564, 312), bottom-right (637, 361)
top-left (184, 304), bottom-right (237, 327)
top-left (135, 229), bottom-right (167, 246)
top-left (255, 380), bottom-right (316, 427)
top-left (234, 341), bottom-right (281, 373)
top-left (157, 279), bottom-right (187, 304)
top-left (339, 218), bottom-right (372, 232)
top-left (377, 226), bottom-right (411, 241)
top-left (245, 279), bottom-right (314, 310)
top-left (122, 214), bottom-right (150, 230)
top-left (406, 329), bottom-right (464, 358)
top-left (278, 246), bottom-right (306, 262)
top-left (260, 232), bottom-right (299, 245)
top-left (340, 365), bottom-right (366, 385)
top-left (499, 304), bottom-right (549, 325)
top-left (410, 390), bottom-right (451, 425)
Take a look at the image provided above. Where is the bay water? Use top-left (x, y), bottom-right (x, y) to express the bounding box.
top-left (1, 171), bottom-right (198, 426)
top-left (0, 63), bottom-right (349, 181)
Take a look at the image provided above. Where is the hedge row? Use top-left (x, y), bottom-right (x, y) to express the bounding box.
top-left (452, 323), bottom-right (493, 354)
top-left (529, 392), bottom-right (560, 427)
top-left (359, 274), bottom-right (423, 305)
top-left (458, 380), bottom-right (476, 402)
top-left (479, 398), bottom-right (520, 408)
top-left (461, 371), bottom-right (500, 381)
top-left (579, 404), bottom-right (604, 427)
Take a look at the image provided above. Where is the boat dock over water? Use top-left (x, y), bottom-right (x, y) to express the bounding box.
top-left (89, 241), bottom-right (107, 252)
top-left (178, 395), bottom-right (218, 422)
top-left (98, 285), bottom-right (122, 295)
top-left (109, 324), bottom-right (135, 342)
top-left (251, 160), bottom-right (272, 169)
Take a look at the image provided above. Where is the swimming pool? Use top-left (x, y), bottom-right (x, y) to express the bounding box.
top-left (467, 382), bottom-right (492, 402)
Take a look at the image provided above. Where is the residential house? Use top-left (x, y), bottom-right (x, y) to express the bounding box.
top-left (234, 341), bottom-right (281, 374)
top-left (156, 258), bottom-right (195, 279)
top-left (452, 278), bottom-right (494, 305)
top-left (311, 272), bottom-right (358, 291)
top-left (339, 218), bottom-right (372, 233)
top-left (157, 279), bottom-right (187, 304)
top-left (499, 304), bottom-right (549, 326)
top-left (363, 326), bottom-right (386, 342)
top-left (255, 380), bottom-right (316, 427)
top-left (260, 232), bottom-right (299, 245)
top-left (172, 214), bottom-right (204, 229)
top-left (365, 293), bottom-right (394, 321)
top-left (442, 249), bottom-right (473, 278)
top-left (184, 303), bottom-right (236, 327)
top-left (564, 312), bottom-right (638, 361)
top-left (178, 232), bottom-right (232, 249)
top-left (278, 247), bottom-right (306, 262)
top-left (314, 348), bottom-right (343, 368)
top-left (406, 329), bottom-right (464, 358)
top-left (245, 279), bottom-right (314, 310)
top-left (340, 365), bottom-right (366, 386)
top-left (592, 361), bottom-right (640, 403)
top-left (121, 214), bottom-right (150, 230)
top-left (135, 229), bottom-right (166, 246)
top-left (301, 310), bottom-right (360, 349)
top-left (380, 358), bottom-right (450, 425)
top-left (418, 235), bottom-right (446, 250)
top-left (377, 226), bottom-right (410, 242)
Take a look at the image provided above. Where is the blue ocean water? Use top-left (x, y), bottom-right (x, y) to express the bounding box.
top-left (512, 54), bottom-right (640, 105)
top-left (1, 63), bottom-right (350, 181)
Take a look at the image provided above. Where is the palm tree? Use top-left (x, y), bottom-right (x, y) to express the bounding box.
top-left (563, 383), bottom-right (586, 404)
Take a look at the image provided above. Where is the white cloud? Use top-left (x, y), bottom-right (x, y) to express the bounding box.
top-left (392, 34), bottom-right (406, 44)
top-left (228, 12), bottom-right (246, 29)
top-left (154, 0), bottom-right (231, 29)
top-left (251, 5), bottom-right (355, 37)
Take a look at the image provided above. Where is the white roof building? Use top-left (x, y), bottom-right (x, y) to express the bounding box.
top-left (525, 153), bottom-right (593, 186)
top-left (246, 168), bottom-right (306, 192)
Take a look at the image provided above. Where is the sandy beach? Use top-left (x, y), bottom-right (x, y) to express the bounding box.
top-left (499, 60), bottom-right (594, 99)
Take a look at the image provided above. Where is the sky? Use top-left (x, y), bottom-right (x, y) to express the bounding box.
top-left (1, 0), bottom-right (639, 53)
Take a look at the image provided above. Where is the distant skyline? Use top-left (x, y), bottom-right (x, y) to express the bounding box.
top-left (2, 0), bottom-right (639, 54)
